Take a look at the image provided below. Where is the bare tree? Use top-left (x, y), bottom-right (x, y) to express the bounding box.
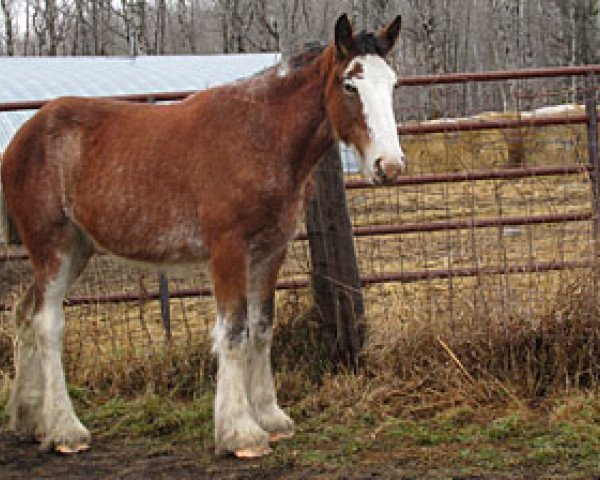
top-left (45, 0), bottom-right (61, 55)
top-left (1, 0), bottom-right (598, 119)
top-left (0, 0), bottom-right (14, 55)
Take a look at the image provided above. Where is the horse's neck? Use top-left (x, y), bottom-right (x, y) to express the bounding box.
top-left (244, 50), bottom-right (335, 184)
top-left (275, 49), bottom-right (334, 183)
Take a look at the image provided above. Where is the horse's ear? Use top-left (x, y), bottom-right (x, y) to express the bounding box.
top-left (335, 13), bottom-right (354, 60)
top-left (378, 15), bottom-right (402, 56)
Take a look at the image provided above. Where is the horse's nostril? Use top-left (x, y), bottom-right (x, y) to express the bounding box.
top-left (374, 158), bottom-right (385, 177)
top-left (374, 158), bottom-right (403, 185)
top-left (380, 159), bottom-right (402, 181)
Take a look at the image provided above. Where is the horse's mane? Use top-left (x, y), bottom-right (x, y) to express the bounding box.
top-left (249, 42), bottom-right (326, 79)
top-left (250, 31), bottom-right (385, 82)
top-left (280, 32), bottom-right (387, 71)
top-left (287, 42), bottom-right (326, 69)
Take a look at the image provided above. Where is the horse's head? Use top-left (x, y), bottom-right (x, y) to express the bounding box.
top-left (325, 14), bottom-right (405, 185)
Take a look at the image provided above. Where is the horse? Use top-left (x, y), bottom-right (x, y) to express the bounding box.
top-left (0, 14), bottom-right (405, 459)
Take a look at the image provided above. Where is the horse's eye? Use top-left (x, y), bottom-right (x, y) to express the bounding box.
top-left (343, 81), bottom-right (358, 95)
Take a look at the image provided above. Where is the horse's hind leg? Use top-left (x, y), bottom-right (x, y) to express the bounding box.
top-left (8, 284), bottom-right (44, 441)
top-left (247, 250), bottom-right (294, 442)
top-left (12, 227), bottom-right (93, 453)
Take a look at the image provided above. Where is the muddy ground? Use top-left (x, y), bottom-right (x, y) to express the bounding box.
top-left (0, 431), bottom-right (302, 480)
top-left (1, 430), bottom-right (597, 480)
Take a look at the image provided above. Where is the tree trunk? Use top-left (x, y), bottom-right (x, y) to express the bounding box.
top-left (0, 0), bottom-right (14, 55)
top-left (45, 0), bottom-right (59, 55)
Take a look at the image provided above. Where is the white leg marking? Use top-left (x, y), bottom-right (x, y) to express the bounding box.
top-left (212, 316), bottom-right (269, 455)
top-left (247, 275), bottom-right (294, 440)
top-left (9, 288), bottom-right (45, 440)
top-left (33, 255), bottom-right (90, 452)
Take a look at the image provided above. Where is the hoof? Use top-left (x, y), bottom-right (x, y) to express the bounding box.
top-left (215, 414), bottom-right (270, 457)
top-left (234, 445), bottom-right (272, 459)
top-left (255, 405), bottom-right (295, 441)
top-left (40, 420), bottom-right (91, 453)
top-left (55, 443), bottom-right (90, 455)
top-left (269, 431), bottom-right (294, 443)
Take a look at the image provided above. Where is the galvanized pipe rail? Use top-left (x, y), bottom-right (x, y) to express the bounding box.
top-left (1, 65), bottom-right (599, 113)
top-left (0, 164), bottom-right (591, 261)
top-left (309, 211), bottom-right (593, 239)
top-left (362, 260), bottom-right (591, 285)
top-left (0, 163), bottom-right (592, 262)
top-left (0, 91), bottom-right (194, 112)
top-left (397, 64), bottom-right (600, 86)
top-left (398, 113), bottom-right (589, 135)
top-left (2, 210), bottom-right (591, 264)
top-left (345, 164), bottom-right (589, 189)
top-left (0, 259), bottom-right (591, 313)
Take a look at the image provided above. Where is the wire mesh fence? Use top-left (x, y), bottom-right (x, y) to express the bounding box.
top-left (0, 66), bottom-right (599, 395)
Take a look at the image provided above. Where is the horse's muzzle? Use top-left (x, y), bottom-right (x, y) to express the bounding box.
top-left (374, 156), bottom-right (404, 185)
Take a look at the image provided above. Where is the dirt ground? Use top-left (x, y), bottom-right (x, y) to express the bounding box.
top-left (0, 431), bottom-right (307, 480)
top-left (0, 430), bottom-right (597, 480)
top-left (0, 434), bottom-right (414, 480)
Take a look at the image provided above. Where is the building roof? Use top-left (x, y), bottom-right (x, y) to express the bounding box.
top-left (0, 53), bottom-right (360, 173)
top-left (0, 54), bottom-right (280, 151)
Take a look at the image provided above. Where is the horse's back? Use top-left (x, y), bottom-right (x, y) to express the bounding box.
top-left (1, 85), bottom-right (304, 266)
top-left (2, 96), bottom-right (104, 211)
top-left (2, 96), bottom-right (127, 180)
top-left (1, 96), bottom-right (208, 264)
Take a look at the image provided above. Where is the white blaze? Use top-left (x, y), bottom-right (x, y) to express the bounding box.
top-left (344, 55), bottom-right (404, 179)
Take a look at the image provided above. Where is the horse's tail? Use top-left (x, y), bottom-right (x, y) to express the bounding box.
top-left (0, 152), bottom-right (8, 244)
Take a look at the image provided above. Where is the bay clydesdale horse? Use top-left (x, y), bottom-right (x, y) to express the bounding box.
top-left (0, 14), bottom-right (405, 458)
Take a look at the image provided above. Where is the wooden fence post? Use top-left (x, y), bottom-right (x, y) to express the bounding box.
top-left (305, 144), bottom-right (364, 371)
top-left (586, 74), bottom-right (599, 245)
top-left (585, 74), bottom-right (599, 302)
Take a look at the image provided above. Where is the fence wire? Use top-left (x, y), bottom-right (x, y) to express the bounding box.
top-left (0, 71), bottom-right (599, 394)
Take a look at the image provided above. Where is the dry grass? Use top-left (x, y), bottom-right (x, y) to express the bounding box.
top-left (0, 119), bottom-right (598, 406)
top-left (401, 106), bottom-right (591, 174)
top-left (364, 271), bottom-right (599, 400)
top-left (261, 272), bottom-right (598, 420)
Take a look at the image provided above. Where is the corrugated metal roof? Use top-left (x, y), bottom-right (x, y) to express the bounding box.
top-left (0, 53), bottom-right (360, 173)
top-left (0, 54), bottom-right (280, 150)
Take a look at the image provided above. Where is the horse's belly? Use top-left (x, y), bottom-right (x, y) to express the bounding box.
top-left (76, 211), bottom-right (209, 266)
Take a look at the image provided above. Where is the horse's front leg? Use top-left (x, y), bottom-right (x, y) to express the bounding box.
top-left (211, 241), bottom-right (270, 458)
top-left (248, 250), bottom-right (294, 442)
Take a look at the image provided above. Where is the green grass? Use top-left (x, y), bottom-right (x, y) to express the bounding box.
top-left (1, 380), bottom-right (599, 477)
top-left (78, 390), bottom-right (215, 452)
top-left (81, 389), bottom-right (598, 475)
top-left (368, 403), bottom-right (600, 476)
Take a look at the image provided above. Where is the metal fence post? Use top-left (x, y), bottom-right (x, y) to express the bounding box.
top-left (158, 272), bottom-right (171, 341)
top-left (305, 144), bottom-right (364, 371)
top-left (145, 95), bottom-right (172, 341)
